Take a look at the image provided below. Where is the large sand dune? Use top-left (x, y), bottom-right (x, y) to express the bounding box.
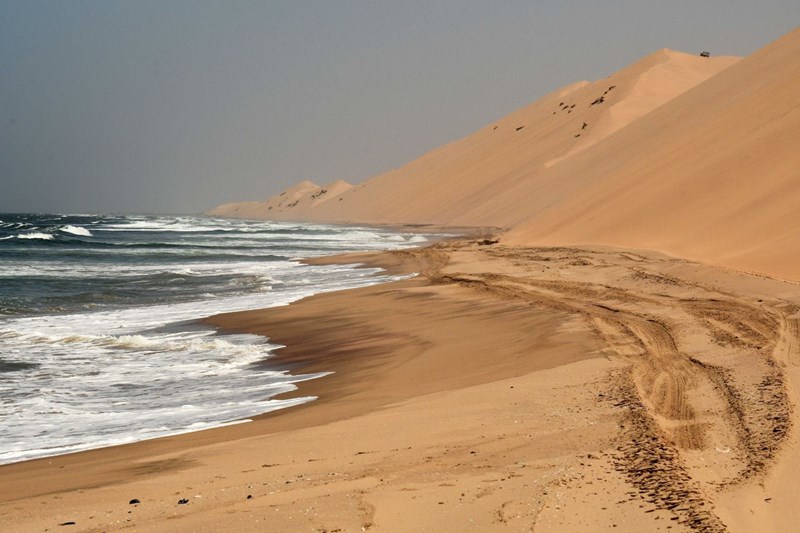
top-left (211, 49), bottom-right (738, 229)
top-left (507, 28), bottom-right (800, 281)
top-left (212, 29), bottom-right (800, 283)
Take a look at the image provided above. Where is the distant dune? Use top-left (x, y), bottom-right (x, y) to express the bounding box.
top-left (210, 28), bottom-right (800, 280)
top-left (209, 179), bottom-right (353, 219)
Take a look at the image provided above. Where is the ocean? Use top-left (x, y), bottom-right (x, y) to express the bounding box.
top-left (0, 213), bottom-right (432, 465)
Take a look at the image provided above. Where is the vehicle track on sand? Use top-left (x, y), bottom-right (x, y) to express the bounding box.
top-left (611, 370), bottom-right (728, 532)
top-left (774, 305), bottom-right (800, 367)
top-left (413, 242), bottom-right (797, 531)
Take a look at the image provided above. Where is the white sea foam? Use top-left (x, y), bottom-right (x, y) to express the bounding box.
top-left (60, 224), bottom-right (92, 237)
top-left (0, 265), bottom-right (408, 465)
top-left (16, 232), bottom-right (53, 240)
top-left (0, 259), bottom-right (292, 279)
top-left (0, 398), bottom-right (312, 464)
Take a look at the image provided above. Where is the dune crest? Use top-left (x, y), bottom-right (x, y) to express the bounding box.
top-left (545, 49), bottom-right (739, 167)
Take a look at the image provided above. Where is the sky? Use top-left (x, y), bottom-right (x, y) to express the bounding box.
top-left (1, 2), bottom-right (797, 214)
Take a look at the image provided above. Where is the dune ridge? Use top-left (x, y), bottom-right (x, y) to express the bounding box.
top-left (210, 49), bottom-right (738, 229)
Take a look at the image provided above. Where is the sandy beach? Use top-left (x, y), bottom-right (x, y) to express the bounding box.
top-left (2, 239), bottom-right (800, 531)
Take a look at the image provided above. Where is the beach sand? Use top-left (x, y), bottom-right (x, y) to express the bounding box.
top-left (3, 239), bottom-right (800, 531)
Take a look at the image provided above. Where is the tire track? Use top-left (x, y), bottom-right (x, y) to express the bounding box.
top-left (774, 306), bottom-right (800, 367)
top-left (420, 241), bottom-right (797, 530)
top-left (610, 370), bottom-right (728, 532)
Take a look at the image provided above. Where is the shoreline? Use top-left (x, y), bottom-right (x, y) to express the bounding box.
top-left (0, 225), bottom-right (460, 469)
top-left (3, 240), bottom-right (800, 530)
top-left (0, 241), bottom-right (608, 531)
top-left (204, 214), bottom-right (501, 239)
top-left (0, 248), bottom-right (431, 470)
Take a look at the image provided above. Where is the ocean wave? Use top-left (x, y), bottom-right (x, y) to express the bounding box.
top-left (225, 274), bottom-right (275, 287)
top-left (0, 359), bottom-right (40, 372)
top-left (0, 214), bottom-right (442, 464)
top-left (96, 220), bottom-right (248, 233)
top-left (16, 232), bottom-right (54, 240)
top-left (12, 329), bottom-right (276, 366)
top-left (0, 221), bottom-right (31, 230)
top-left (60, 225), bottom-right (92, 237)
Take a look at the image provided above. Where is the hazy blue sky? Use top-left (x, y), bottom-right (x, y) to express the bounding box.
top-left (1, 2), bottom-right (796, 214)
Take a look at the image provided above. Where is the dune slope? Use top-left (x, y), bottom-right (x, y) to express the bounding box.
top-left (225, 29), bottom-right (800, 281)
top-left (211, 50), bottom-right (737, 228)
top-left (506, 28), bottom-right (800, 280)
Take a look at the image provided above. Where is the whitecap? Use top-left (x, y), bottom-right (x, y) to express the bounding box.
top-left (60, 225), bottom-right (93, 237)
top-left (16, 232), bottom-right (54, 240)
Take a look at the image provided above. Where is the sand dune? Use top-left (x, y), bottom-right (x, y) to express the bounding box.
top-left (209, 179), bottom-right (320, 219)
top-left (210, 49), bottom-right (737, 230)
top-left (506, 27), bottom-right (800, 281)
top-left (193, 29), bottom-right (800, 531)
top-left (209, 179), bottom-right (354, 219)
top-left (212, 30), bottom-right (800, 283)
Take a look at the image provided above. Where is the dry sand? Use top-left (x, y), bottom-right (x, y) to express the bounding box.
top-left (3, 240), bottom-right (800, 531)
